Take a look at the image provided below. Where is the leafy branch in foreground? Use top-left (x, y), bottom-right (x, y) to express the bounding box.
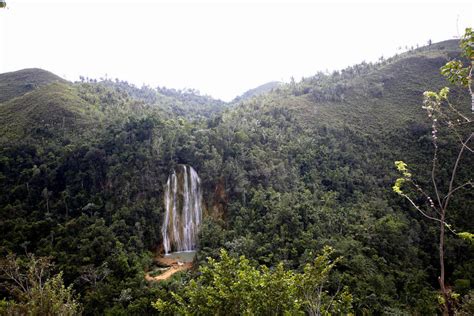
top-left (0, 253), bottom-right (81, 315)
top-left (393, 28), bottom-right (473, 316)
top-left (153, 247), bottom-right (352, 315)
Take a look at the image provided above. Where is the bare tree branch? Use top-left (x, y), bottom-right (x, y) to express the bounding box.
top-left (444, 133), bottom-right (473, 210)
top-left (443, 181), bottom-right (473, 204)
top-left (401, 193), bottom-right (457, 234)
top-left (431, 135), bottom-right (443, 209)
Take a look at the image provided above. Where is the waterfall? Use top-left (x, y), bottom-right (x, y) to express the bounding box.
top-left (162, 165), bottom-right (202, 254)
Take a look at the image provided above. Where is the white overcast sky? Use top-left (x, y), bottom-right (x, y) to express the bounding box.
top-left (0, 0), bottom-right (472, 101)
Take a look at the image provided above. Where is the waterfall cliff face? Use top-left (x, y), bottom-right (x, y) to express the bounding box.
top-left (162, 165), bottom-right (202, 254)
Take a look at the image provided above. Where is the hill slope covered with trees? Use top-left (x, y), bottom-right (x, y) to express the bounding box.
top-left (0, 36), bottom-right (472, 315)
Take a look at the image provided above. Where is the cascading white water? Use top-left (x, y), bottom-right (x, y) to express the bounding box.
top-left (162, 165), bottom-right (202, 254)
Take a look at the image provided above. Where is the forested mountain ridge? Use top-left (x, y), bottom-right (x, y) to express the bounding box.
top-left (0, 82), bottom-right (105, 143)
top-left (232, 81), bottom-right (283, 102)
top-left (0, 38), bottom-right (472, 315)
top-left (0, 69), bottom-right (228, 140)
top-left (99, 79), bottom-right (229, 119)
top-left (0, 68), bottom-right (66, 103)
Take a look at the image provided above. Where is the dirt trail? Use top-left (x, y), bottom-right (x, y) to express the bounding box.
top-left (145, 255), bottom-right (192, 282)
top-left (145, 262), bottom-right (192, 282)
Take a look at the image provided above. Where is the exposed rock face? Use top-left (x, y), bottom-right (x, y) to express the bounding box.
top-left (212, 177), bottom-right (228, 220)
top-left (162, 165), bottom-right (202, 254)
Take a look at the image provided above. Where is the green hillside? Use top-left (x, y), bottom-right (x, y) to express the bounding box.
top-left (0, 70), bottom-right (228, 144)
top-left (233, 81), bottom-right (282, 102)
top-left (0, 68), bottom-right (66, 103)
top-left (99, 79), bottom-right (229, 119)
top-left (0, 82), bottom-right (104, 142)
top-left (0, 37), bottom-right (472, 315)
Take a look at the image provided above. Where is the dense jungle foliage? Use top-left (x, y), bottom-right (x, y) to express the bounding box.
top-left (0, 36), bottom-right (473, 315)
